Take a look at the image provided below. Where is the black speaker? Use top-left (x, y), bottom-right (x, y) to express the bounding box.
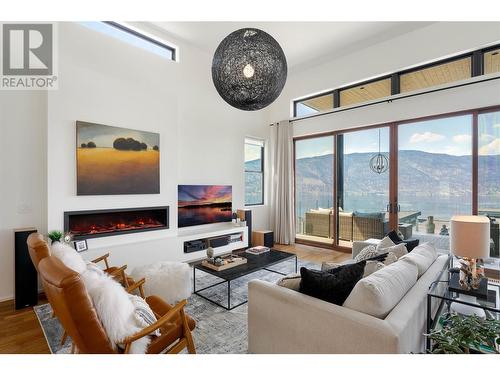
top-left (15, 228), bottom-right (38, 310)
top-left (237, 209), bottom-right (252, 248)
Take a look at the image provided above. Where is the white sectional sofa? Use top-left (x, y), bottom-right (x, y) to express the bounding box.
top-left (248, 242), bottom-right (448, 354)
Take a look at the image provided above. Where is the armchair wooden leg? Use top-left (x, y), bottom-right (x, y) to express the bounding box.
top-left (180, 309), bottom-right (196, 354)
top-left (60, 331), bottom-right (68, 347)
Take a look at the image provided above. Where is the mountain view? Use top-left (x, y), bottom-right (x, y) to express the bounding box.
top-left (246, 151), bottom-right (500, 220)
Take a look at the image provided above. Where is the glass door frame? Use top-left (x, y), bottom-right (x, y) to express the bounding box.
top-left (292, 104), bottom-right (500, 253)
top-left (293, 134), bottom-right (337, 250)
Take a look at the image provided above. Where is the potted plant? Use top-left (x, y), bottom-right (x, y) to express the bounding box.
top-left (427, 313), bottom-right (500, 354)
top-left (47, 230), bottom-right (63, 244)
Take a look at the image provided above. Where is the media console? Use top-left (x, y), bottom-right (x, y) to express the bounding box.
top-left (180, 225), bottom-right (248, 255)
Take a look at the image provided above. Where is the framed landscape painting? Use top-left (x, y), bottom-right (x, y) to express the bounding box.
top-left (76, 121), bottom-right (160, 195)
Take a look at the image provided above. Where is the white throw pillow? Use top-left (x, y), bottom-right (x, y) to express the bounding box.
top-left (381, 243), bottom-right (408, 259)
top-left (81, 271), bottom-right (151, 354)
top-left (383, 252), bottom-right (398, 265)
top-left (376, 236), bottom-right (396, 251)
top-left (343, 260), bottom-right (418, 319)
top-left (363, 261), bottom-right (385, 277)
top-left (51, 242), bottom-right (87, 274)
top-left (399, 242), bottom-right (437, 277)
top-left (129, 294), bottom-right (160, 336)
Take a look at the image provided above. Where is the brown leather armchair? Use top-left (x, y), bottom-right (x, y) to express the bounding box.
top-left (27, 233), bottom-right (133, 288)
top-left (38, 255), bottom-right (196, 354)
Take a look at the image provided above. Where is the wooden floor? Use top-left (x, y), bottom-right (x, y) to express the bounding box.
top-left (0, 243), bottom-right (350, 354)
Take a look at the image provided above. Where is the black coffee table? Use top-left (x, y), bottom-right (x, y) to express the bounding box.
top-left (192, 249), bottom-right (297, 310)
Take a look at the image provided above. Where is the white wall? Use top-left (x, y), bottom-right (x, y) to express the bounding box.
top-left (46, 22), bottom-right (270, 265)
top-left (0, 22), bottom-right (270, 301)
top-left (0, 91), bottom-right (47, 301)
top-left (267, 22), bottom-right (500, 130)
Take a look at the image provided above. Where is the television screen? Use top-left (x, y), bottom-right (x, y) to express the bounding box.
top-left (178, 185), bottom-right (232, 228)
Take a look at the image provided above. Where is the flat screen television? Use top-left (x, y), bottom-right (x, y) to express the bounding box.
top-left (178, 185), bottom-right (232, 228)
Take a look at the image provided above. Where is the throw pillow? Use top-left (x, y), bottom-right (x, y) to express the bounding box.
top-left (387, 230), bottom-right (404, 243)
top-left (129, 294), bottom-right (161, 336)
top-left (379, 243), bottom-right (408, 259)
top-left (277, 273), bottom-right (301, 291)
top-left (399, 242), bottom-right (437, 277)
top-left (376, 236), bottom-right (396, 251)
top-left (383, 252), bottom-right (398, 265)
top-left (402, 239), bottom-right (420, 252)
top-left (386, 230), bottom-right (420, 251)
top-left (354, 245), bottom-right (379, 262)
top-left (299, 262), bottom-right (366, 305)
top-left (363, 260), bottom-right (385, 277)
top-left (343, 259), bottom-right (419, 319)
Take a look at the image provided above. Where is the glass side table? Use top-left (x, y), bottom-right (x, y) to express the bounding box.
top-left (426, 255), bottom-right (500, 353)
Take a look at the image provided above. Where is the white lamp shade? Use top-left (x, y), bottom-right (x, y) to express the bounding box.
top-left (450, 215), bottom-right (490, 259)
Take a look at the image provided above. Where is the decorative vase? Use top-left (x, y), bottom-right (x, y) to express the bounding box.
top-left (206, 247), bottom-right (214, 259)
top-left (426, 216), bottom-right (435, 234)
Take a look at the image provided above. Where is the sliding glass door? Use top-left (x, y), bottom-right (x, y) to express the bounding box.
top-left (338, 127), bottom-right (390, 246)
top-left (397, 115), bottom-right (473, 247)
top-left (293, 105), bottom-right (499, 254)
top-left (294, 136), bottom-right (335, 246)
top-left (478, 110), bottom-right (500, 258)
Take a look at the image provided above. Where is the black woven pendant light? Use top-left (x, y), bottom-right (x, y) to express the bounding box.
top-left (212, 28), bottom-right (287, 111)
top-left (369, 129), bottom-right (389, 174)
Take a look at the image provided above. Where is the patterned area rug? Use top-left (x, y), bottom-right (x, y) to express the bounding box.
top-left (34, 258), bottom-right (319, 354)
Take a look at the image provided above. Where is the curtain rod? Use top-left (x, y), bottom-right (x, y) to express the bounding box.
top-left (269, 74), bottom-right (500, 126)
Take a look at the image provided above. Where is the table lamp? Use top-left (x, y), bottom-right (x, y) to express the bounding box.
top-left (450, 215), bottom-right (490, 317)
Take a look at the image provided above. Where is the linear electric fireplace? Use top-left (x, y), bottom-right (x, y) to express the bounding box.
top-left (64, 206), bottom-right (169, 240)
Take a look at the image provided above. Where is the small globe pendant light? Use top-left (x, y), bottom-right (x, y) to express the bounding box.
top-left (211, 28), bottom-right (287, 111)
top-left (369, 129), bottom-right (389, 174)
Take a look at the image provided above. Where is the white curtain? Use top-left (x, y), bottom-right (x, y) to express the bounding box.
top-left (270, 120), bottom-right (295, 244)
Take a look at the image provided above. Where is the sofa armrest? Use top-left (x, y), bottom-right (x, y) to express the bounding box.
top-left (248, 280), bottom-right (399, 353)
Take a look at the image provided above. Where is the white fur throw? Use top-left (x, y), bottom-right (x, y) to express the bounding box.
top-left (50, 243), bottom-right (154, 354)
top-left (131, 262), bottom-right (191, 304)
top-left (50, 242), bottom-right (87, 274)
top-left (81, 270), bottom-right (151, 354)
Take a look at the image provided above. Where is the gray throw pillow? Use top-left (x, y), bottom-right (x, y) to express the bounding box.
top-left (354, 245), bottom-right (379, 262)
top-left (277, 273), bottom-right (301, 291)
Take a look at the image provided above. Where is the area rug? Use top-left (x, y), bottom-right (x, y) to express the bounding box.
top-left (34, 258), bottom-right (319, 354)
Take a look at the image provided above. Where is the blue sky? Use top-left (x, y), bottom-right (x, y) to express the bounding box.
top-left (295, 113), bottom-right (500, 159)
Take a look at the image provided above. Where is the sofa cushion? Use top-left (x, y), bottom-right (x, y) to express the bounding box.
top-left (353, 211), bottom-right (385, 220)
top-left (299, 262), bottom-right (365, 305)
top-left (343, 260), bottom-right (418, 319)
top-left (399, 242), bottom-right (437, 277)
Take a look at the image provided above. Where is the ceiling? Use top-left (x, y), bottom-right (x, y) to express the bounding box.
top-left (150, 22), bottom-right (435, 70)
